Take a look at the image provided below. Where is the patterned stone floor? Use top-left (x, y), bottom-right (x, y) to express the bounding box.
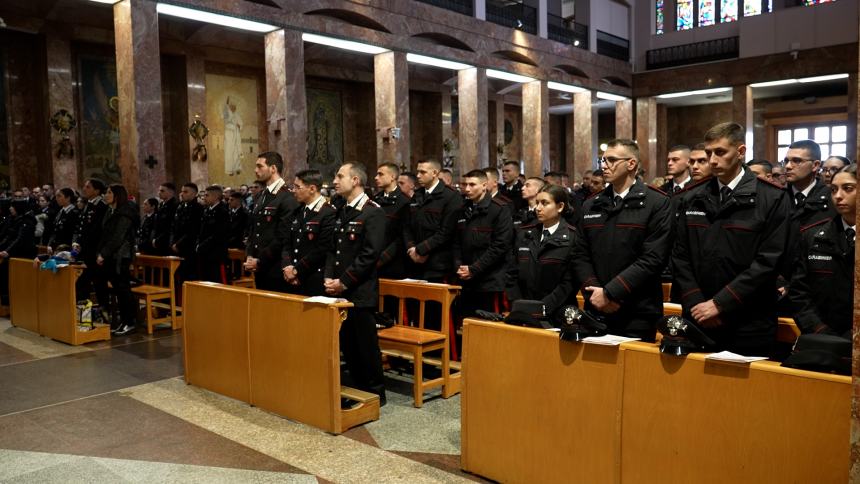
top-left (0, 318), bottom-right (487, 483)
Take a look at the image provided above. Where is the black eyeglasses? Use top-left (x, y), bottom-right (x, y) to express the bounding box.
top-left (780, 157), bottom-right (814, 166)
top-left (600, 156), bottom-right (632, 166)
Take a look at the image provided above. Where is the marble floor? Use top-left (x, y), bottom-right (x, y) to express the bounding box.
top-left (0, 318), bottom-right (487, 483)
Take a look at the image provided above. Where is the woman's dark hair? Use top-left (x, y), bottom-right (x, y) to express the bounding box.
top-left (827, 155), bottom-right (851, 167)
top-left (539, 184), bottom-right (570, 214)
top-left (144, 197), bottom-right (159, 208)
top-left (58, 187), bottom-right (77, 204)
top-left (107, 184), bottom-right (129, 208)
top-left (836, 163), bottom-right (857, 179)
top-left (10, 198), bottom-right (29, 216)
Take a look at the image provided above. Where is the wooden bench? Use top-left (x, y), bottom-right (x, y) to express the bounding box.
top-left (662, 282), bottom-right (672, 302)
top-left (227, 248), bottom-right (255, 288)
top-left (131, 254), bottom-right (182, 334)
top-left (377, 278), bottom-right (461, 408)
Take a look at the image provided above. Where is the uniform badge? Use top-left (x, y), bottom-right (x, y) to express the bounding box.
top-left (308, 232), bottom-right (315, 240)
top-left (349, 233), bottom-right (356, 241)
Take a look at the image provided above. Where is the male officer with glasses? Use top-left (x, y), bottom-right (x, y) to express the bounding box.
top-left (573, 139), bottom-right (672, 341)
top-left (672, 122), bottom-right (790, 356)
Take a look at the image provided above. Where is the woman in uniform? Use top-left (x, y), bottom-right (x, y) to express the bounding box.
top-left (46, 188), bottom-right (80, 253)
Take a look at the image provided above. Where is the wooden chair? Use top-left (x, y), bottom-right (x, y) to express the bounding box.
top-left (661, 282), bottom-right (672, 302)
top-left (227, 248), bottom-right (255, 288)
top-left (131, 254), bottom-right (182, 334)
top-left (377, 279), bottom-right (461, 408)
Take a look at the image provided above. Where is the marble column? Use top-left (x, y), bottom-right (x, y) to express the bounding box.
top-left (565, 113), bottom-right (575, 178)
top-left (850, 19), bottom-right (860, 480)
top-left (374, 51), bottom-right (410, 170)
top-left (265, 29), bottom-right (307, 180)
top-left (572, 91), bottom-right (596, 178)
top-left (615, 99), bottom-right (633, 139)
top-left (635, 96), bottom-right (658, 182)
top-left (846, 73), bottom-right (857, 163)
top-left (45, 32), bottom-right (79, 187)
top-left (657, 103), bottom-right (668, 174)
top-left (186, 54), bottom-right (208, 189)
top-left (113, 0), bottom-right (166, 201)
top-left (732, 85), bottom-right (754, 159)
top-left (495, 97), bottom-right (506, 164)
top-left (458, 67), bottom-right (488, 175)
top-left (442, 91), bottom-right (453, 145)
top-left (522, 80), bottom-right (549, 177)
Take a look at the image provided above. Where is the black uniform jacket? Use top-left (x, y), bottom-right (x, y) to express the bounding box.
top-left (325, 194), bottom-right (385, 308)
top-left (788, 216), bottom-right (853, 337)
top-left (48, 206), bottom-right (80, 249)
top-left (0, 213), bottom-right (37, 258)
top-left (246, 182), bottom-right (299, 271)
top-left (281, 198), bottom-right (336, 296)
top-left (153, 197), bottom-right (178, 254)
top-left (404, 182), bottom-right (463, 279)
top-left (373, 187), bottom-right (411, 279)
top-left (507, 221), bottom-right (581, 317)
top-left (196, 202), bottom-right (230, 264)
top-left (73, 197), bottom-right (108, 259)
top-left (574, 179), bottom-right (672, 332)
top-left (137, 213), bottom-right (156, 255)
top-left (453, 194), bottom-right (512, 292)
top-left (782, 180), bottom-right (836, 278)
top-left (227, 206), bottom-right (249, 249)
top-left (98, 204), bottom-right (138, 261)
top-left (498, 181), bottom-right (525, 212)
top-left (171, 201), bottom-right (203, 257)
top-left (672, 168), bottom-right (790, 343)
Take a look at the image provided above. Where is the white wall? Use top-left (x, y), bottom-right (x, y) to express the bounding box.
top-left (592, 0), bottom-right (630, 39)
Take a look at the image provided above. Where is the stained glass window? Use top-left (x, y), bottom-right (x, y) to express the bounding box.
top-left (656, 0), bottom-right (664, 34)
top-left (803, 0), bottom-right (836, 5)
top-left (744, 0), bottom-right (762, 16)
top-left (720, 0), bottom-right (738, 22)
top-left (677, 0), bottom-right (694, 31)
top-left (699, 0), bottom-right (715, 26)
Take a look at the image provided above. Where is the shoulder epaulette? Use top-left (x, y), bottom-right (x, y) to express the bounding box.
top-left (518, 222), bottom-right (539, 231)
top-left (366, 199), bottom-right (380, 208)
top-left (648, 185), bottom-right (668, 196)
top-left (676, 176), bottom-right (713, 195)
top-left (756, 175), bottom-right (783, 190)
top-left (585, 191), bottom-right (602, 201)
top-left (800, 217), bottom-right (829, 233)
top-left (491, 196), bottom-right (508, 206)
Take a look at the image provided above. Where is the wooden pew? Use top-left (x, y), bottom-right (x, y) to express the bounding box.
top-left (662, 282), bottom-right (672, 302)
top-left (131, 254), bottom-right (181, 334)
top-left (377, 279), bottom-right (461, 408)
top-left (8, 258), bottom-right (39, 333)
top-left (183, 282), bottom-right (379, 434)
top-left (227, 248), bottom-right (255, 288)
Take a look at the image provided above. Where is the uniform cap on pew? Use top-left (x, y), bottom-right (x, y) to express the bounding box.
top-left (656, 316), bottom-right (716, 356)
top-left (505, 300), bottom-right (553, 329)
top-left (782, 334), bottom-right (851, 375)
top-left (557, 305), bottom-right (608, 342)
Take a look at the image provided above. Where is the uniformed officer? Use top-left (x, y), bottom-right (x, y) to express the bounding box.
top-left (0, 198), bottom-right (37, 306)
top-left (672, 122), bottom-right (791, 356)
top-left (788, 164), bottom-right (855, 337)
top-left (513, 177), bottom-right (546, 229)
top-left (244, 152), bottom-right (299, 292)
top-left (72, 178), bottom-right (109, 305)
top-left (196, 185), bottom-right (230, 283)
top-left (454, 169), bottom-right (513, 316)
top-left (46, 188), bottom-right (80, 253)
top-left (324, 162), bottom-right (386, 406)
top-left (171, 183), bottom-right (204, 288)
top-left (573, 139), bottom-right (672, 341)
top-left (660, 145), bottom-right (693, 194)
top-left (499, 161), bottom-right (525, 212)
top-left (137, 197), bottom-right (158, 255)
top-left (281, 169), bottom-right (335, 296)
top-left (152, 183), bottom-right (178, 255)
top-left (373, 162), bottom-right (411, 280)
top-left (689, 143), bottom-right (712, 182)
top-left (507, 185), bottom-right (581, 317)
top-left (227, 192), bottom-right (249, 249)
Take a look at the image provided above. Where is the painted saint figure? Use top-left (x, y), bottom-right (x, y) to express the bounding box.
top-left (223, 96), bottom-right (243, 176)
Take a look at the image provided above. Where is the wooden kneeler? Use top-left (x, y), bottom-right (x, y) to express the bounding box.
top-left (377, 279), bottom-right (461, 408)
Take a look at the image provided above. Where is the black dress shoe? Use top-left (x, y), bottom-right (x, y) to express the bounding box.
top-left (113, 324), bottom-right (136, 336)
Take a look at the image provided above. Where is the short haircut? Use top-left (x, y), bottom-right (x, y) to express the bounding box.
top-left (295, 169), bottom-right (324, 190)
top-left (257, 151), bottom-right (284, 173)
top-left (788, 139), bottom-right (822, 161)
top-left (144, 197), bottom-right (159, 207)
top-left (827, 155), bottom-right (851, 167)
top-left (440, 168), bottom-right (453, 176)
top-left (417, 159), bottom-right (442, 171)
top-left (592, 169), bottom-right (604, 178)
top-left (606, 139), bottom-right (640, 160)
top-left (746, 159), bottom-right (773, 174)
top-left (692, 143), bottom-right (707, 151)
top-left (704, 122), bottom-right (745, 146)
top-left (239, 184), bottom-right (249, 189)
top-left (183, 183), bottom-right (199, 193)
top-left (378, 162), bottom-right (400, 178)
top-left (668, 144), bottom-right (691, 153)
top-left (87, 178), bottom-right (106, 194)
top-left (205, 185), bottom-right (223, 194)
top-left (400, 172), bottom-right (418, 185)
top-left (503, 161), bottom-right (521, 172)
top-left (252, 180), bottom-right (266, 188)
top-left (482, 167), bottom-right (499, 181)
top-left (229, 192), bottom-right (245, 200)
top-left (160, 182), bottom-right (176, 192)
top-left (343, 162), bottom-right (368, 187)
top-left (464, 169), bottom-right (488, 181)
top-left (525, 176), bottom-right (546, 187)
top-left (583, 170), bottom-right (593, 176)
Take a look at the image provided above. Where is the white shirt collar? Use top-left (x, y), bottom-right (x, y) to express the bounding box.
top-left (843, 218), bottom-right (856, 234)
top-left (425, 180), bottom-right (440, 195)
top-left (791, 180), bottom-right (816, 198)
top-left (207, 201), bottom-right (221, 210)
top-left (62, 204), bottom-right (75, 213)
top-left (613, 187), bottom-right (631, 199)
top-left (305, 195), bottom-right (324, 212)
top-left (719, 168), bottom-right (745, 192)
top-left (674, 175), bottom-right (692, 190)
top-left (542, 222), bottom-right (560, 238)
top-left (347, 192), bottom-right (368, 209)
top-left (266, 178), bottom-right (285, 194)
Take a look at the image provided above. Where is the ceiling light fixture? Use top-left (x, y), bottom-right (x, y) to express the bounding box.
top-left (656, 87), bottom-right (732, 99)
top-left (487, 69), bottom-right (535, 83)
top-left (749, 79), bottom-right (798, 88)
top-left (156, 3), bottom-right (278, 32)
top-left (301, 33), bottom-right (389, 54)
top-left (406, 53), bottom-right (472, 71)
top-left (798, 73), bottom-right (849, 83)
top-left (87, 0), bottom-right (121, 4)
top-left (548, 81), bottom-right (587, 94)
top-left (596, 91), bottom-right (627, 101)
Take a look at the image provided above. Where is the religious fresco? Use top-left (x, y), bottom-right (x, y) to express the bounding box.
top-left (205, 72), bottom-right (261, 186)
top-left (77, 55), bottom-right (121, 184)
top-left (306, 88), bottom-right (344, 183)
top-left (0, 50), bottom-right (9, 191)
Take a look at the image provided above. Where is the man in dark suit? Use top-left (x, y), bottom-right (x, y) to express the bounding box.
top-left (373, 162), bottom-right (411, 280)
top-left (281, 169), bottom-right (335, 296)
top-left (171, 183), bottom-right (204, 290)
top-left (325, 162), bottom-right (386, 406)
top-left (227, 192), bottom-right (248, 249)
top-left (196, 185), bottom-right (230, 283)
top-left (72, 178), bottom-right (109, 305)
top-left (244, 152), bottom-right (299, 292)
top-left (152, 183), bottom-right (178, 255)
top-left (499, 161), bottom-right (525, 212)
top-left (660, 145), bottom-right (693, 195)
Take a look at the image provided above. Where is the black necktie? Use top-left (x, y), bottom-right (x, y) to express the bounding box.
top-left (794, 192), bottom-right (806, 207)
top-left (720, 186), bottom-right (732, 205)
top-left (673, 185), bottom-right (681, 194)
top-left (541, 229), bottom-right (550, 244)
top-left (613, 195), bottom-right (623, 208)
top-left (847, 228), bottom-right (855, 248)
